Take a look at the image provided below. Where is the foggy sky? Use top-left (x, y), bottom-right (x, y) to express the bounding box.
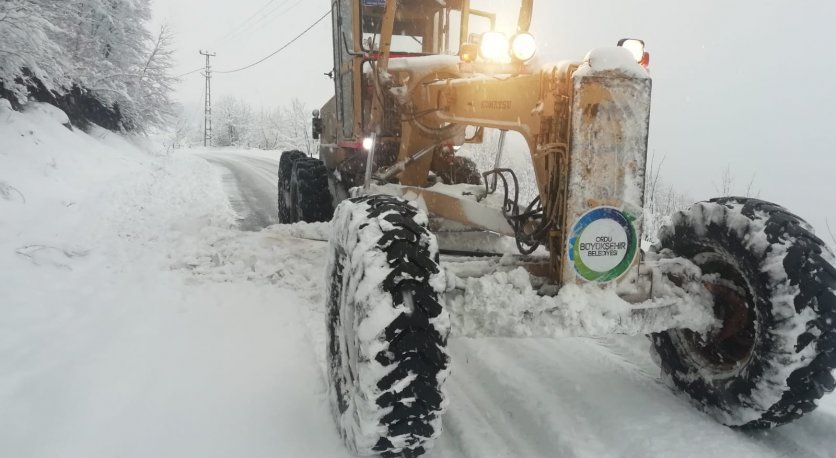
top-left (152, 0), bottom-right (836, 238)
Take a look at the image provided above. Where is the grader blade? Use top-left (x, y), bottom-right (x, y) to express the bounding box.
top-left (367, 183), bottom-right (515, 237)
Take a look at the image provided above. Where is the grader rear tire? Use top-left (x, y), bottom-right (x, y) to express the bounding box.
top-left (650, 197), bottom-right (836, 429)
top-left (277, 150), bottom-right (306, 223)
top-left (290, 157), bottom-right (333, 223)
top-left (435, 156), bottom-right (482, 185)
top-left (325, 195), bottom-right (450, 457)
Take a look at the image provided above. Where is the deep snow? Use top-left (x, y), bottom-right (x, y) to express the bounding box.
top-left (0, 103), bottom-right (346, 457)
top-left (2, 104), bottom-right (836, 457)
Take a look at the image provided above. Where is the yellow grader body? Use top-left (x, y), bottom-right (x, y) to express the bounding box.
top-left (275, 1), bottom-right (836, 456)
top-left (316, 0), bottom-right (652, 286)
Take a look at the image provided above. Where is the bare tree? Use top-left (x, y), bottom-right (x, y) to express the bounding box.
top-left (714, 166), bottom-right (734, 196)
top-left (644, 151), bottom-right (667, 215)
top-left (643, 152), bottom-right (693, 244)
top-left (213, 96), bottom-right (252, 147)
top-left (178, 97), bottom-right (317, 151)
top-left (827, 218), bottom-right (836, 250)
top-left (744, 173), bottom-right (760, 198)
top-left (164, 108), bottom-right (194, 152)
top-left (713, 165), bottom-right (759, 197)
top-left (284, 98), bottom-right (315, 156)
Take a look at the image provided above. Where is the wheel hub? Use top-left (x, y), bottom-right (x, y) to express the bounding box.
top-left (705, 282), bottom-right (751, 342)
top-left (679, 254), bottom-right (758, 373)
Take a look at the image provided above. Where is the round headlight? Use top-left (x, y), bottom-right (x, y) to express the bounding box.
top-left (511, 33), bottom-right (537, 61)
top-left (618, 38), bottom-right (645, 63)
top-left (479, 31), bottom-right (509, 62)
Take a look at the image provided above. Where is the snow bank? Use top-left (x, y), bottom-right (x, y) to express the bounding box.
top-left (21, 101), bottom-right (72, 128)
top-left (0, 102), bottom-right (349, 457)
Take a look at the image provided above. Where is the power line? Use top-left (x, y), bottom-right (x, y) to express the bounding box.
top-left (212, 0), bottom-right (289, 48)
top-left (182, 1), bottom-right (295, 78)
top-left (245, 0), bottom-right (302, 35)
top-left (214, 9), bottom-right (331, 75)
top-left (176, 67), bottom-right (204, 78)
top-left (223, 0), bottom-right (284, 39)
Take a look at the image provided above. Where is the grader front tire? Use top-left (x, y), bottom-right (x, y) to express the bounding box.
top-left (651, 197), bottom-right (836, 429)
top-left (325, 195), bottom-right (450, 457)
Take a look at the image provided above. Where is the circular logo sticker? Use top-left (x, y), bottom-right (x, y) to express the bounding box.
top-left (568, 207), bottom-right (638, 283)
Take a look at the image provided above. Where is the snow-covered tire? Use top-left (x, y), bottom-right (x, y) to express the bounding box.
top-left (435, 156), bottom-right (481, 185)
top-left (290, 157), bottom-right (334, 223)
top-left (650, 197), bottom-right (836, 429)
top-left (277, 150), bottom-right (306, 223)
top-left (450, 156), bottom-right (481, 185)
top-left (325, 195), bottom-right (451, 457)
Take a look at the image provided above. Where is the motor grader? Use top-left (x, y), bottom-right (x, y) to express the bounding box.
top-left (276, 0), bottom-right (836, 456)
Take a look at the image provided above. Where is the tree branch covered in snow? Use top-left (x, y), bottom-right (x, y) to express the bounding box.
top-left (0, 0), bottom-right (68, 98)
top-left (127, 25), bottom-right (178, 132)
top-left (0, 0), bottom-right (176, 132)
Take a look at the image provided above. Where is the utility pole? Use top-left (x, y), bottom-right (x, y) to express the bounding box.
top-left (199, 50), bottom-right (216, 147)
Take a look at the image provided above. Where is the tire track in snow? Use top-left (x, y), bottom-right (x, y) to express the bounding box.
top-left (586, 336), bottom-right (657, 380)
top-left (238, 156), bottom-right (282, 186)
top-left (581, 338), bottom-right (836, 458)
top-left (498, 338), bottom-right (784, 458)
top-left (442, 339), bottom-right (611, 458)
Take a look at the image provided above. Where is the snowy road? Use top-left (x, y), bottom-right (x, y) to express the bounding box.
top-left (2, 112), bottom-right (834, 458)
top-left (200, 152), bottom-right (282, 231)
top-left (199, 151), bottom-right (836, 458)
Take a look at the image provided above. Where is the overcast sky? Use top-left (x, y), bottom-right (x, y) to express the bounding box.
top-left (151, 0), bottom-right (836, 238)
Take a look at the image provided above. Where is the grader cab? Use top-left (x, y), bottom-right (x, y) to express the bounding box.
top-left (277, 0), bottom-right (836, 456)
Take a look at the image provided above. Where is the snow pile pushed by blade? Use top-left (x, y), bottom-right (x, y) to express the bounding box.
top-left (446, 265), bottom-right (717, 339)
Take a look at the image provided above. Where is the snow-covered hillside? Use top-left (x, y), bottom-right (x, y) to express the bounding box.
top-left (2, 104), bottom-right (835, 458)
top-left (0, 102), bottom-right (347, 457)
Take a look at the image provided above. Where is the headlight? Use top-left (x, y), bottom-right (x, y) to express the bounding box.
top-left (510, 33), bottom-right (537, 61)
top-left (460, 42), bottom-right (479, 63)
top-left (479, 32), bottom-right (509, 62)
top-left (362, 136), bottom-right (374, 151)
top-left (618, 38), bottom-right (645, 63)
